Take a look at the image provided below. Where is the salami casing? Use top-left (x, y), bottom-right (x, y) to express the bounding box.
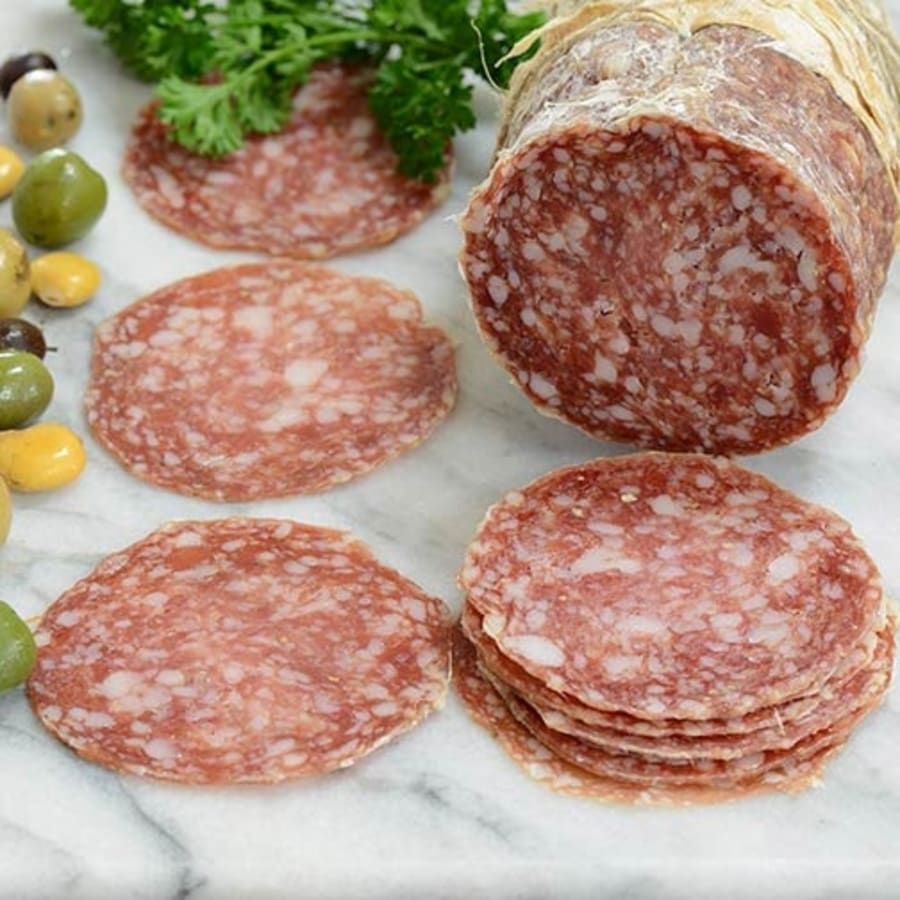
top-left (28, 519), bottom-right (452, 784)
top-left (460, 1), bottom-right (899, 453)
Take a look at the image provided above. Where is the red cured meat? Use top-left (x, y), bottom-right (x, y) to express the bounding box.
top-left (28, 519), bottom-right (452, 784)
top-left (452, 629), bottom-right (840, 805)
top-left (460, 22), bottom-right (896, 454)
top-left (494, 666), bottom-right (885, 788)
top-left (462, 603), bottom-right (882, 741)
top-left (124, 64), bottom-right (451, 259)
top-left (525, 625), bottom-right (893, 760)
top-left (461, 454), bottom-right (884, 720)
top-left (86, 261), bottom-right (457, 501)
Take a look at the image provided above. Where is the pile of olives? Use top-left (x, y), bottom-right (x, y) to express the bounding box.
top-left (0, 52), bottom-right (97, 693)
top-left (0, 308), bottom-right (84, 689)
top-left (0, 51), bottom-right (106, 247)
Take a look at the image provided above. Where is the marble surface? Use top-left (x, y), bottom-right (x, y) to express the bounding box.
top-left (1, 3), bottom-right (899, 898)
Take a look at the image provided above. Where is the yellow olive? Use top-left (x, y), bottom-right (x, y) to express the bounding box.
top-left (0, 422), bottom-right (85, 492)
top-left (0, 229), bottom-right (30, 318)
top-left (31, 252), bottom-right (100, 308)
top-left (8, 70), bottom-right (82, 151)
top-left (0, 146), bottom-right (25, 200)
top-left (0, 477), bottom-right (10, 544)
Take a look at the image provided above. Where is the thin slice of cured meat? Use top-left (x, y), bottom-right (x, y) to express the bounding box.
top-left (452, 629), bottom-right (837, 806)
top-left (27, 519), bottom-right (452, 784)
top-left (462, 602), bottom-right (883, 739)
top-left (494, 671), bottom-right (882, 789)
top-left (460, 10), bottom-right (898, 454)
top-left (124, 63), bottom-right (451, 259)
top-left (86, 261), bottom-right (457, 501)
top-left (525, 625), bottom-right (894, 761)
top-left (460, 453), bottom-right (884, 720)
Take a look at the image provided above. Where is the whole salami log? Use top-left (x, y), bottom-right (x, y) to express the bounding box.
top-left (86, 261), bottom-right (456, 501)
top-left (460, 0), bottom-right (899, 453)
top-left (124, 64), bottom-right (451, 259)
top-left (453, 454), bottom-right (893, 803)
top-left (28, 519), bottom-right (451, 784)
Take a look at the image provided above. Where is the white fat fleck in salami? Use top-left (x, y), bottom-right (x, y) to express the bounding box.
top-left (460, 19), bottom-right (897, 454)
top-left (452, 629), bottom-right (843, 806)
top-left (460, 454), bottom-right (884, 720)
top-left (85, 261), bottom-right (457, 501)
top-left (124, 64), bottom-right (451, 259)
top-left (28, 519), bottom-right (452, 784)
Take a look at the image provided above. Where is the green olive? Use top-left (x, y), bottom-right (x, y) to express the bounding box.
top-left (0, 350), bottom-right (53, 429)
top-left (0, 601), bottom-right (37, 692)
top-left (12, 149), bottom-right (107, 248)
top-left (0, 229), bottom-right (30, 318)
top-left (8, 70), bottom-right (82, 151)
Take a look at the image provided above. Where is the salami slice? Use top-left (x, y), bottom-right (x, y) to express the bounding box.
top-left (460, 454), bottom-right (884, 720)
top-left (463, 603), bottom-right (882, 741)
top-left (86, 261), bottom-right (457, 501)
top-left (453, 629), bottom-right (838, 805)
top-left (28, 519), bottom-right (451, 784)
top-left (460, 6), bottom-right (898, 454)
top-left (124, 64), bottom-right (451, 259)
top-left (493, 669), bottom-right (884, 789)
top-left (527, 626), bottom-right (893, 761)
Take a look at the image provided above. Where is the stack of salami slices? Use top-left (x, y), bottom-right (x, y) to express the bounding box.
top-left (455, 454), bottom-right (894, 804)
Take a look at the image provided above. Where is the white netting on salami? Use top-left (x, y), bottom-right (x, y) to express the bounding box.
top-left (461, 454), bottom-right (884, 720)
top-left (28, 519), bottom-right (452, 784)
top-left (460, 16), bottom-right (897, 454)
top-left (123, 63), bottom-right (451, 259)
top-left (86, 261), bottom-right (457, 501)
top-left (453, 629), bottom-right (844, 805)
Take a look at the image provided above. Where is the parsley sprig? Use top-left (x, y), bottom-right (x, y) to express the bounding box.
top-left (69, 0), bottom-right (545, 181)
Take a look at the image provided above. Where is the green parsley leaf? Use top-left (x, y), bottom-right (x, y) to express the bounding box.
top-left (70, 0), bottom-right (545, 181)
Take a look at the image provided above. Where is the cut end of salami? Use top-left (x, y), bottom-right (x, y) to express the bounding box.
top-left (85, 261), bottom-right (457, 501)
top-left (453, 454), bottom-right (893, 804)
top-left (123, 64), bottom-right (452, 259)
top-left (460, 14), bottom-right (897, 454)
top-left (28, 519), bottom-right (452, 785)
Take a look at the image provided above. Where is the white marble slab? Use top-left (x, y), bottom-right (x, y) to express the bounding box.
top-left (0, 2), bottom-right (898, 898)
